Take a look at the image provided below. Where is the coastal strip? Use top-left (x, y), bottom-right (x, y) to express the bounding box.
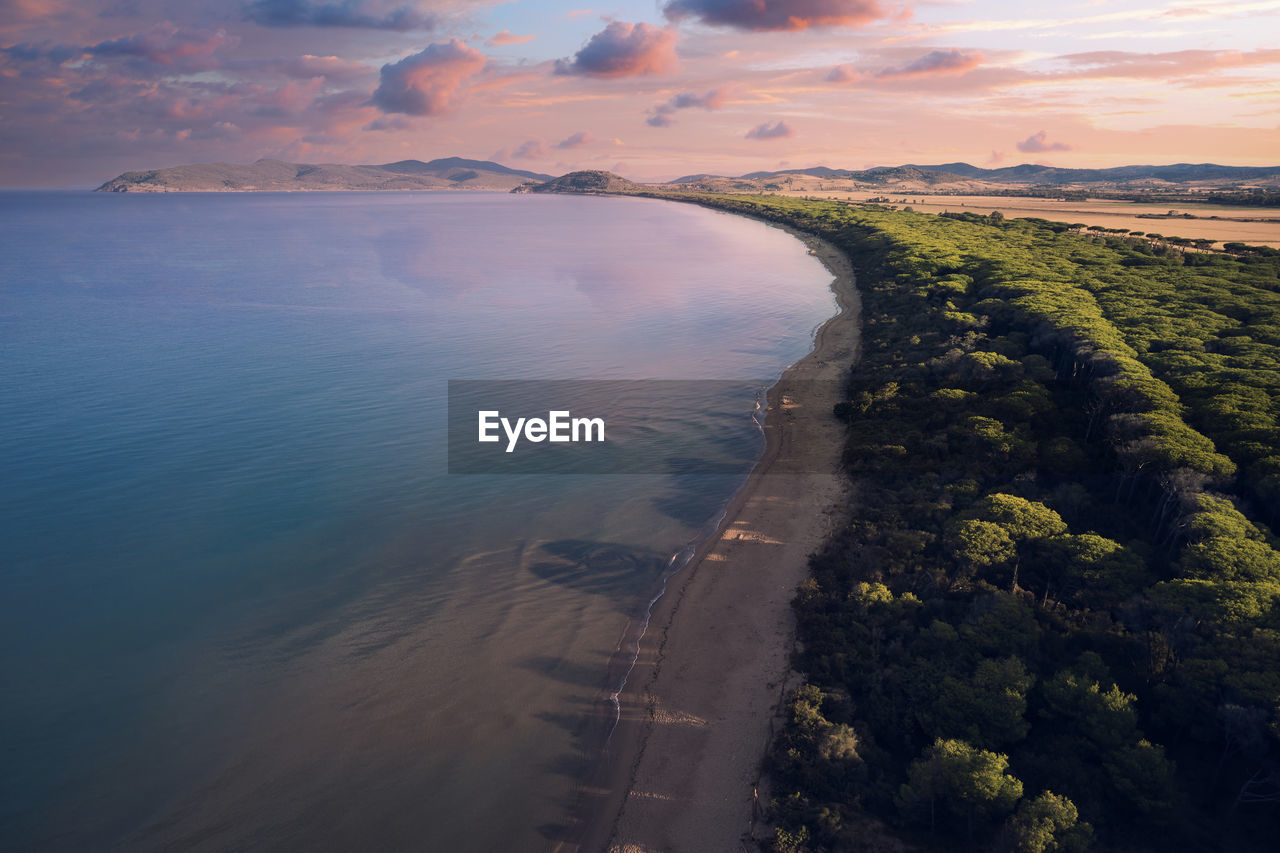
top-left (567, 224), bottom-right (862, 852)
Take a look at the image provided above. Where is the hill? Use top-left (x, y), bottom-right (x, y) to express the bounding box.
top-left (513, 170), bottom-right (646, 194)
top-left (95, 158), bottom-right (553, 192)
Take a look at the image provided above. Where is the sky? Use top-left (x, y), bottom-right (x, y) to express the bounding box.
top-left (1, 0), bottom-right (1278, 186)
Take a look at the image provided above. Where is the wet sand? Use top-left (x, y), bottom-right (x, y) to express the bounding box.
top-left (561, 225), bottom-right (861, 852)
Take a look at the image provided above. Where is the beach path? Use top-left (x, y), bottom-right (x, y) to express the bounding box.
top-left (578, 230), bottom-right (861, 853)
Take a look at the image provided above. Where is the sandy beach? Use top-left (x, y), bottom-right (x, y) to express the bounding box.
top-left (561, 224), bottom-right (862, 852)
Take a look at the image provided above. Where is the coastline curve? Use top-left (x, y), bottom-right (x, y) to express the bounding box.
top-left (555, 211), bottom-right (863, 853)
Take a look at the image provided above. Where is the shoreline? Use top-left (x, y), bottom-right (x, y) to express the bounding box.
top-left (557, 220), bottom-right (862, 852)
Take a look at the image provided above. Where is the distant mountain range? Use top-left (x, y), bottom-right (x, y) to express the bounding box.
top-left (96, 157), bottom-right (1280, 195)
top-left (671, 162), bottom-right (1280, 187)
top-left (95, 157), bottom-right (554, 192)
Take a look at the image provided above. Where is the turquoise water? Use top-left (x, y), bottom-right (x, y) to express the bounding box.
top-left (0, 191), bottom-right (836, 850)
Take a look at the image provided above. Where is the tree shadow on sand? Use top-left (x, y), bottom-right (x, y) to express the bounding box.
top-left (519, 654), bottom-right (618, 690)
top-left (519, 656), bottom-right (622, 847)
top-left (525, 539), bottom-right (670, 600)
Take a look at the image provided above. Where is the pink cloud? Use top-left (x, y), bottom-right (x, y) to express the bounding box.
top-left (364, 114), bottom-right (415, 131)
top-left (487, 30), bottom-right (533, 46)
top-left (2, 41), bottom-right (85, 65)
top-left (512, 138), bottom-right (548, 158)
top-left (91, 23), bottom-right (233, 68)
top-left (0, 0), bottom-right (68, 32)
top-left (672, 88), bottom-right (729, 109)
top-left (745, 119), bottom-right (794, 140)
top-left (820, 48), bottom-right (1280, 97)
top-left (243, 0), bottom-right (437, 32)
top-left (556, 130), bottom-right (592, 149)
top-left (245, 54), bottom-right (371, 83)
top-left (646, 87), bottom-right (728, 127)
top-left (369, 39), bottom-right (486, 116)
top-left (1016, 130), bottom-right (1072, 153)
top-left (663, 0), bottom-right (889, 31)
top-left (1054, 48), bottom-right (1280, 80)
top-left (826, 64), bottom-right (861, 83)
top-left (251, 78), bottom-right (327, 117)
top-left (878, 49), bottom-right (984, 79)
top-left (554, 21), bottom-right (678, 78)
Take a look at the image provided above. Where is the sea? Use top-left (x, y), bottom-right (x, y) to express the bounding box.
top-left (0, 190), bottom-right (837, 851)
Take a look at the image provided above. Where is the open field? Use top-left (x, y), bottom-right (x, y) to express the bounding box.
top-left (766, 189), bottom-right (1280, 248)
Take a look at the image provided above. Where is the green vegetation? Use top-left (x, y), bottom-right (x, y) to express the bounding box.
top-left (644, 194), bottom-right (1280, 850)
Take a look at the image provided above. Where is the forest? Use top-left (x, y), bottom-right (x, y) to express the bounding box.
top-left (645, 192), bottom-right (1280, 851)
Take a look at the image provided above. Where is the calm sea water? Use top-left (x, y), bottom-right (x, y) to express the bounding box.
top-left (0, 191), bottom-right (836, 851)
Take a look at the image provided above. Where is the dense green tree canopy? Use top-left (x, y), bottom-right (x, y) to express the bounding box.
top-left (1007, 791), bottom-right (1094, 853)
top-left (644, 191), bottom-right (1280, 852)
top-left (897, 738), bottom-right (1023, 833)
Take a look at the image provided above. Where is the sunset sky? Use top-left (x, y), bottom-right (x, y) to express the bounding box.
top-left (1, 0), bottom-right (1278, 186)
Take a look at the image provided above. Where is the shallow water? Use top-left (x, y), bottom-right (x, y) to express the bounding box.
top-left (0, 191), bottom-right (835, 851)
